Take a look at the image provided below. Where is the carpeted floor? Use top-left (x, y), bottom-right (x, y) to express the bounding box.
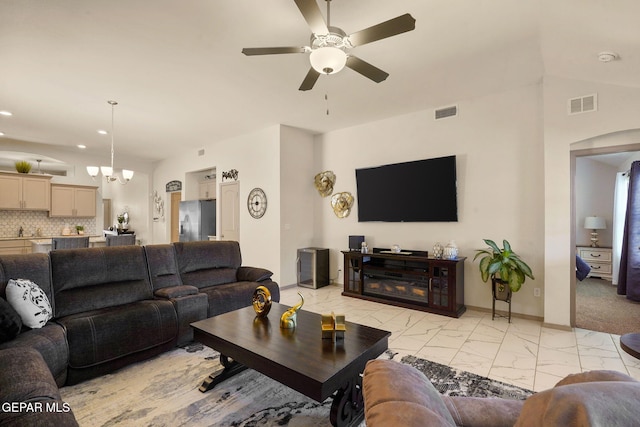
top-left (60, 343), bottom-right (533, 427)
top-left (576, 277), bottom-right (640, 335)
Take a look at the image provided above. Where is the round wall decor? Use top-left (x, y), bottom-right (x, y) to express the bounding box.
top-left (247, 187), bottom-right (267, 218)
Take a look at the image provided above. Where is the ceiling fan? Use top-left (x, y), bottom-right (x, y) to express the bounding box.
top-left (242, 0), bottom-right (416, 91)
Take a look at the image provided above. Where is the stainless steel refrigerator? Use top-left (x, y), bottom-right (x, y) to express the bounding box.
top-left (179, 200), bottom-right (216, 242)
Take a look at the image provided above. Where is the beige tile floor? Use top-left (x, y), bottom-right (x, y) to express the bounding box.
top-left (280, 284), bottom-right (640, 392)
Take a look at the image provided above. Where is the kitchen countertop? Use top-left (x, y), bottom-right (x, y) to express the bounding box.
top-left (30, 236), bottom-right (106, 245)
top-left (0, 235), bottom-right (104, 241)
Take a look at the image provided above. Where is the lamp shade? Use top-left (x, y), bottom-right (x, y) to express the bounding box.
top-left (100, 166), bottom-right (113, 177)
top-left (122, 169), bottom-right (134, 181)
top-left (86, 166), bottom-right (99, 177)
top-left (309, 47), bottom-right (347, 75)
top-left (584, 216), bottom-right (606, 229)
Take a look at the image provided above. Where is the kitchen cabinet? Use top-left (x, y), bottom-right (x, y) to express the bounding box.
top-left (0, 239), bottom-right (32, 255)
top-left (0, 172), bottom-right (51, 210)
top-left (50, 184), bottom-right (97, 217)
top-left (199, 179), bottom-right (216, 199)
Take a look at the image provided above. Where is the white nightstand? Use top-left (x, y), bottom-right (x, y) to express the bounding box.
top-left (577, 246), bottom-right (612, 281)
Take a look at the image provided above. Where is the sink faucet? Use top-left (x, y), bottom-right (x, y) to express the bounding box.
top-left (18, 226), bottom-right (23, 237)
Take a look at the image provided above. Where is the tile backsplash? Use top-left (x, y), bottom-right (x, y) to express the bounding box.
top-left (0, 210), bottom-right (96, 238)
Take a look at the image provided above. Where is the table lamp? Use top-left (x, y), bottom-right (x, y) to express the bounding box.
top-left (584, 216), bottom-right (606, 247)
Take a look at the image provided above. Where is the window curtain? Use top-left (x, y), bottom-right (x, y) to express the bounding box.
top-left (612, 171), bottom-right (629, 285)
top-left (618, 161), bottom-right (640, 301)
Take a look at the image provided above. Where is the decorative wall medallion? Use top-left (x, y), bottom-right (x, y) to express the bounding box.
top-left (331, 192), bottom-right (354, 218)
top-left (314, 171), bottom-right (336, 197)
top-left (247, 187), bottom-right (267, 219)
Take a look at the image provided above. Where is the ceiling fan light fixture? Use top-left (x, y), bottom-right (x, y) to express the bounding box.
top-left (310, 46), bottom-right (347, 75)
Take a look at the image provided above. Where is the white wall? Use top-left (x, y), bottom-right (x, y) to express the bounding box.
top-left (316, 84), bottom-right (545, 317)
top-left (544, 76), bottom-right (640, 327)
top-left (279, 126), bottom-right (317, 287)
top-left (152, 126), bottom-right (283, 284)
top-left (575, 158), bottom-right (616, 247)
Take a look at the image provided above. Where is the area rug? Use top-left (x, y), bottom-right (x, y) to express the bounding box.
top-left (60, 344), bottom-right (533, 427)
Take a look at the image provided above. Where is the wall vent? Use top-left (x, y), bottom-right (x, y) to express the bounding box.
top-left (198, 149), bottom-right (205, 156)
top-left (435, 105), bottom-right (458, 120)
top-left (568, 94), bottom-right (597, 115)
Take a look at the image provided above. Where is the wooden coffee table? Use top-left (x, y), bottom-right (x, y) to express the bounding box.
top-left (191, 302), bottom-right (390, 427)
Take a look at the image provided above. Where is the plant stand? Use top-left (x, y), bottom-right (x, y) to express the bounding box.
top-left (492, 279), bottom-right (512, 323)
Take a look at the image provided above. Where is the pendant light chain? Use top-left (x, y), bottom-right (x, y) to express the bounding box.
top-left (109, 100), bottom-right (117, 173)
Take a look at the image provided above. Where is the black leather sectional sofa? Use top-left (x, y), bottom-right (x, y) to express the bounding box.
top-left (0, 240), bottom-right (279, 426)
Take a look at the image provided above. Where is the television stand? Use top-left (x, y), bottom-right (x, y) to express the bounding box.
top-left (342, 248), bottom-right (466, 318)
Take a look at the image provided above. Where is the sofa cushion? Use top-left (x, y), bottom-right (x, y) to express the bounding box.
top-left (0, 297), bottom-right (22, 342)
top-left (0, 347), bottom-right (78, 427)
top-left (5, 278), bottom-right (53, 328)
top-left (0, 253), bottom-right (54, 312)
top-left (200, 280), bottom-right (280, 317)
top-left (363, 359), bottom-right (456, 427)
top-left (51, 246), bottom-right (153, 317)
top-left (58, 299), bottom-right (177, 369)
top-left (0, 323), bottom-right (69, 387)
top-left (515, 380), bottom-right (640, 426)
top-left (144, 244), bottom-right (183, 290)
top-left (173, 241), bottom-right (242, 289)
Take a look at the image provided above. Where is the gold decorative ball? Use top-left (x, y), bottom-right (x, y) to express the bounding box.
top-left (252, 286), bottom-right (272, 317)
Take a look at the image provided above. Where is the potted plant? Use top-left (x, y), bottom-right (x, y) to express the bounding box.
top-left (15, 160), bottom-right (32, 173)
top-left (75, 225), bottom-right (85, 235)
top-left (473, 239), bottom-right (535, 302)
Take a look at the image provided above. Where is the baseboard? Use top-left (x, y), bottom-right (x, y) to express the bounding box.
top-left (465, 304), bottom-right (544, 323)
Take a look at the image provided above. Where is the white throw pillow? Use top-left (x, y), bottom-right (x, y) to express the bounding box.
top-left (5, 279), bottom-right (53, 328)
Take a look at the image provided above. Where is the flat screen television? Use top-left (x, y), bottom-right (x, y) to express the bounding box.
top-left (355, 155), bottom-right (458, 222)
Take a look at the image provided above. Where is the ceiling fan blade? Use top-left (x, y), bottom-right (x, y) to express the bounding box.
top-left (346, 56), bottom-right (389, 83)
top-left (242, 47), bottom-right (307, 56)
top-left (347, 13), bottom-right (416, 47)
top-left (299, 67), bottom-right (321, 91)
top-left (294, 0), bottom-right (328, 35)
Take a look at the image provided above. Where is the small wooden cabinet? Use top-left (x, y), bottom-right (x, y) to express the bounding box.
top-left (199, 179), bottom-right (216, 199)
top-left (0, 239), bottom-right (32, 255)
top-left (0, 172), bottom-right (51, 210)
top-left (342, 249), bottom-right (466, 318)
top-left (577, 246), bottom-right (612, 281)
top-left (50, 184), bottom-right (97, 217)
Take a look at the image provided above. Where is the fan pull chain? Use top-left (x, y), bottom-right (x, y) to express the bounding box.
top-left (325, 93), bottom-right (330, 115)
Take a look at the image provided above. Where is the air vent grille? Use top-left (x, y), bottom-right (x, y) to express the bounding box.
top-left (198, 149), bottom-right (205, 156)
top-left (435, 105), bottom-right (458, 120)
top-left (568, 94), bottom-right (597, 115)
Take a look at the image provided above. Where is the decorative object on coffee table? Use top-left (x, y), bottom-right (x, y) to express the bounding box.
top-left (314, 171), bottom-right (336, 197)
top-left (280, 293), bottom-right (304, 329)
top-left (321, 312), bottom-right (346, 341)
top-left (330, 192), bottom-right (353, 218)
top-left (474, 239), bottom-right (535, 322)
top-left (252, 286), bottom-right (272, 317)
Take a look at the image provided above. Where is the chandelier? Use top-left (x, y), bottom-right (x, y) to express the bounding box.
top-left (86, 100), bottom-right (134, 184)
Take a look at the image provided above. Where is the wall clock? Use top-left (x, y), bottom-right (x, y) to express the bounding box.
top-left (247, 187), bottom-right (267, 219)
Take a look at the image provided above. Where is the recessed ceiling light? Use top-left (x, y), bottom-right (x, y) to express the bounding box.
top-left (97, 129), bottom-right (108, 135)
top-left (0, 111), bottom-right (12, 116)
top-left (0, 132), bottom-right (5, 136)
top-left (77, 144), bottom-right (87, 149)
